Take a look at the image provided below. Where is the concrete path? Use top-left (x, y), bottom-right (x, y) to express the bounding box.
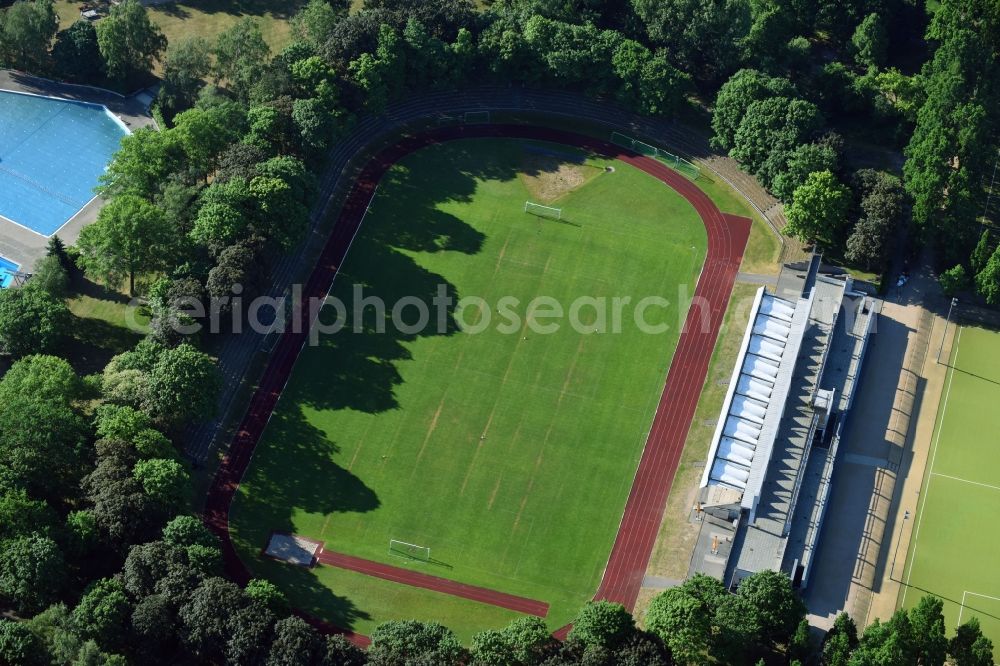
top-left (803, 258), bottom-right (949, 631)
top-left (641, 575), bottom-right (682, 590)
top-left (737, 272), bottom-right (779, 286)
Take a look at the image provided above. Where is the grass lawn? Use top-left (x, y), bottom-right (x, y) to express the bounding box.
top-left (229, 138), bottom-right (708, 639)
top-left (65, 278), bottom-right (149, 374)
top-left (55, 0), bottom-right (304, 61)
top-left (694, 176), bottom-right (781, 275)
top-left (900, 325), bottom-right (1000, 658)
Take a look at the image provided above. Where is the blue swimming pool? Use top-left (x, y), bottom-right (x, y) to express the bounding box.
top-left (0, 89), bottom-right (129, 236)
top-left (0, 256), bottom-right (18, 288)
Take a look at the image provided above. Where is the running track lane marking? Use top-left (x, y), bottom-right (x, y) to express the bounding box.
top-left (202, 125), bottom-right (751, 646)
top-left (317, 550), bottom-right (549, 617)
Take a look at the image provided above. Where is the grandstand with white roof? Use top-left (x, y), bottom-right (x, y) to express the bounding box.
top-left (688, 257), bottom-right (878, 590)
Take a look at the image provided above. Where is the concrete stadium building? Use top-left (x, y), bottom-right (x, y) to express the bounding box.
top-left (689, 257), bottom-right (878, 590)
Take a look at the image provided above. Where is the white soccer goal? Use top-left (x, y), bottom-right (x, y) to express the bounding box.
top-left (463, 110), bottom-right (491, 124)
top-left (388, 539), bottom-right (431, 563)
top-left (524, 201), bottom-right (562, 220)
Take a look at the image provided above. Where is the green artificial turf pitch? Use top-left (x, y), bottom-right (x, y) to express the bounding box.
top-left (901, 325), bottom-right (1000, 657)
top-left (229, 139), bottom-right (707, 638)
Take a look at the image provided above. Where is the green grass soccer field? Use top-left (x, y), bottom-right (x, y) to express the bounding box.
top-left (902, 325), bottom-right (1000, 656)
top-left (229, 138), bottom-right (707, 638)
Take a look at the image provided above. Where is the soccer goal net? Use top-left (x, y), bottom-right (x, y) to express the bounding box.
top-left (524, 201), bottom-right (562, 220)
top-left (463, 110), bottom-right (491, 124)
top-left (610, 131), bottom-right (701, 180)
top-left (389, 539), bottom-right (431, 563)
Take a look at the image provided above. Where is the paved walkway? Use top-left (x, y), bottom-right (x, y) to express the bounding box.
top-left (737, 271), bottom-right (779, 286)
top-left (803, 259), bottom-right (948, 630)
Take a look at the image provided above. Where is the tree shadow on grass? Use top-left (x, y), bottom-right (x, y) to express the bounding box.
top-left (289, 139), bottom-right (602, 415)
top-left (235, 138), bottom-right (602, 628)
top-left (232, 402), bottom-right (378, 630)
top-left (151, 0), bottom-right (306, 21)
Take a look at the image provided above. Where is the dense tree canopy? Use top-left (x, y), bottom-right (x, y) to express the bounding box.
top-left (96, 0), bottom-right (166, 83)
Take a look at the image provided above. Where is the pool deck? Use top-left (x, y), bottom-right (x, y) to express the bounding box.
top-left (0, 69), bottom-right (155, 271)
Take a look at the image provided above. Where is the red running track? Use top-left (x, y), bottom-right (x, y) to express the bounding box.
top-left (317, 550), bottom-right (549, 617)
top-left (202, 124), bottom-right (750, 647)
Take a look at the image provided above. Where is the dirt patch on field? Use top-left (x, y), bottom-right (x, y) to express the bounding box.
top-left (518, 153), bottom-right (602, 204)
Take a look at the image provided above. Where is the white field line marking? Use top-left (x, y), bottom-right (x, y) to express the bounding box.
top-left (902, 327), bottom-right (962, 607)
top-left (957, 590), bottom-right (1000, 626)
top-left (930, 472), bottom-right (1000, 493)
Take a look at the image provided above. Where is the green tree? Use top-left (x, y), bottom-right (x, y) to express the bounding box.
top-left (71, 578), bottom-right (132, 648)
top-left (950, 617), bottom-right (994, 666)
top-left (0, 392), bottom-right (87, 497)
top-left (646, 575), bottom-right (726, 663)
top-left (27, 604), bottom-right (82, 664)
top-left (0, 489), bottom-right (57, 542)
top-left (903, 13), bottom-right (997, 263)
top-left (850, 610), bottom-right (919, 666)
top-left (144, 343), bottom-right (221, 427)
top-left (785, 170), bottom-right (851, 247)
top-left (730, 96), bottom-right (824, 184)
top-left (96, 0), bottom-right (166, 82)
top-left (772, 142), bottom-right (839, 202)
top-left (472, 615), bottom-right (554, 665)
top-left (0, 0), bottom-right (57, 72)
top-left (245, 579), bottom-right (289, 615)
top-left (976, 245), bottom-right (1000, 305)
top-left (249, 174), bottom-right (310, 249)
top-left (225, 601), bottom-right (276, 665)
top-left (94, 404), bottom-right (174, 459)
top-left (76, 194), bottom-right (175, 295)
top-left (711, 69), bottom-right (795, 152)
top-left (731, 570), bottom-right (806, 647)
top-left (569, 600), bottom-right (636, 649)
top-left (908, 595), bottom-right (947, 666)
top-left (321, 634), bottom-right (366, 665)
top-left (845, 169), bottom-right (907, 270)
top-left (64, 510), bottom-right (99, 557)
top-left (822, 612), bottom-right (858, 666)
top-left (98, 127), bottom-right (186, 199)
top-left (46, 234), bottom-right (72, 273)
top-left (368, 620), bottom-right (467, 665)
top-left (31, 254), bottom-right (69, 298)
top-left (292, 0), bottom-right (346, 50)
top-left (179, 578), bottom-right (247, 660)
top-left (158, 36), bottom-right (213, 115)
top-left (971, 230), bottom-right (995, 275)
top-left (267, 616), bottom-right (323, 666)
top-left (0, 353), bottom-right (81, 404)
top-left (133, 458), bottom-right (190, 511)
top-left (852, 13), bottom-right (887, 68)
top-left (171, 101), bottom-right (247, 176)
top-left (632, 0), bottom-right (752, 83)
top-left (0, 283), bottom-right (71, 357)
top-left (81, 455), bottom-right (157, 547)
top-left (52, 20), bottom-right (104, 83)
top-left (130, 594), bottom-right (176, 656)
top-left (213, 18), bottom-right (271, 100)
top-left (0, 619), bottom-right (44, 666)
top-left (0, 533), bottom-right (66, 614)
